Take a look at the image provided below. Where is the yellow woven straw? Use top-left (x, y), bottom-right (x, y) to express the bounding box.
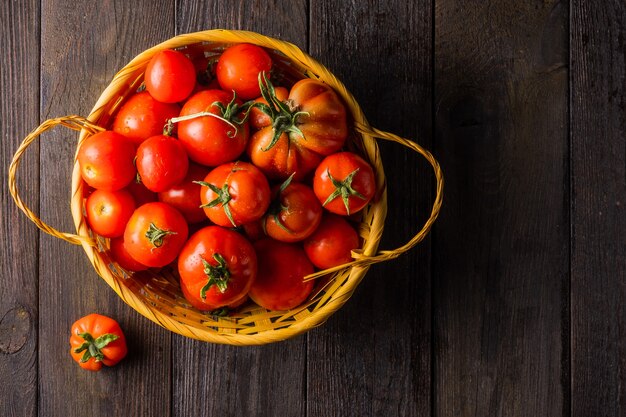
top-left (8, 29), bottom-right (443, 345)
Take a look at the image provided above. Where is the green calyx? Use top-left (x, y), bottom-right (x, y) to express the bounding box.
top-left (200, 253), bottom-right (231, 299)
top-left (196, 181), bottom-right (237, 227)
top-left (145, 222), bottom-right (177, 248)
top-left (266, 173), bottom-right (295, 233)
top-left (255, 72), bottom-right (309, 151)
top-left (73, 332), bottom-right (120, 363)
top-left (322, 168), bottom-right (366, 215)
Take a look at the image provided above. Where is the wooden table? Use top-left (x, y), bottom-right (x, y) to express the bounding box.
top-left (1, 1), bottom-right (623, 416)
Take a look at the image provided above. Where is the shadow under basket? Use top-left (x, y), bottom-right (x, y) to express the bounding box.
top-left (9, 29), bottom-right (443, 346)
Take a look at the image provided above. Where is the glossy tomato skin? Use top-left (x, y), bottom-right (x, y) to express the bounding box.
top-left (136, 135), bottom-right (189, 192)
top-left (303, 214), bottom-right (359, 269)
top-left (158, 163), bottom-right (209, 224)
top-left (264, 181), bottom-right (322, 243)
top-left (109, 237), bottom-right (148, 271)
top-left (247, 79), bottom-right (348, 181)
top-left (313, 152), bottom-right (376, 215)
top-left (216, 43), bottom-right (273, 100)
top-left (178, 226), bottom-right (257, 311)
top-left (69, 314), bottom-right (127, 371)
top-left (144, 49), bottom-right (196, 103)
top-left (177, 90), bottom-right (249, 167)
top-left (199, 161), bottom-right (270, 227)
top-left (112, 91), bottom-right (180, 145)
top-left (124, 202), bottom-right (189, 267)
top-left (249, 239), bottom-right (314, 311)
top-left (85, 189), bottom-right (135, 238)
top-left (78, 131), bottom-right (136, 191)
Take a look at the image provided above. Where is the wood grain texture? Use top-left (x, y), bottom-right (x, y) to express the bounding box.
top-left (172, 2), bottom-right (309, 417)
top-left (571, 2), bottom-right (626, 416)
top-left (433, 0), bottom-right (569, 416)
top-left (307, 1), bottom-right (433, 416)
top-left (38, 1), bottom-right (174, 416)
top-left (0, 1), bottom-right (40, 416)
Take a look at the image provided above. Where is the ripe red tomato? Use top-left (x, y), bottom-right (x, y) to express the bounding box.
top-left (78, 131), bottom-right (136, 191)
top-left (248, 239), bottom-right (314, 311)
top-left (176, 90), bottom-right (249, 166)
top-left (144, 49), bottom-right (196, 103)
top-left (124, 202), bottom-right (189, 267)
top-left (85, 189), bottom-right (135, 238)
top-left (198, 161), bottom-right (270, 228)
top-left (135, 135), bottom-right (189, 192)
top-left (247, 77), bottom-right (348, 181)
top-left (264, 175), bottom-right (322, 243)
top-left (112, 91), bottom-right (180, 145)
top-left (69, 314), bottom-right (127, 372)
top-left (109, 237), bottom-right (148, 272)
top-left (216, 43), bottom-right (273, 100)
top-left (178, 226), bottom-right (257, 311)
top-left (313, 152), bottom-right (376, 215)
top-left (158, 163), bottom-right (209, 224)
top-left (303, 214), bottom-right (359, 269)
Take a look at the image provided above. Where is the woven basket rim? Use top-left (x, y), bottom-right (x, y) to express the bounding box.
top-left (67, 29), bottom-right (387, 345)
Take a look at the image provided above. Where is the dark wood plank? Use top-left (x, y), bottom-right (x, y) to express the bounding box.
top-left (0, 1), bottom-right (40, 416)
top-left (307, 1), bottom-right (433, 416)
top-left (571, 2), bottom-right (626, 416)
top-left (433, 1), bottom-right (568, 416)
top-left (172, 3), bottom-right (309, 417)
top-left (38, 1), bottom-right (174, 416)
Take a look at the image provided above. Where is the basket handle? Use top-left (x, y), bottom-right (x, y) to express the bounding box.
top-left (304, 122), bottom-right (444, 281)
top-left (8, 115), bottom-right (104, 247)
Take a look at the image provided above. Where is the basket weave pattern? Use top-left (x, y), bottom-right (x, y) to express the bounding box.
top-left (9, 29), bottom-right (443, 345)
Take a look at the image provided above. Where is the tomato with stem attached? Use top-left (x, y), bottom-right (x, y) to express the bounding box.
top-left (313, 152), bottom-right (376, 215)
top-left (216, 43), bottom-right (273, 100)
top-left (303, 214), bottom-right (360, 269)
top-left (178, 226), bottom-right (257, 311)
top-left (78, 131), bottom-right (136, 191)
top-left (144, 49), bottom-right (196, 103)
top-left (85, 189), bottom-right (135, 238)
top-left (198, 161), bottom-right (270, 228)
top-left (69, 314), bottom-right (127, 372)
top-left (124, 202), bottom-right (188, 267)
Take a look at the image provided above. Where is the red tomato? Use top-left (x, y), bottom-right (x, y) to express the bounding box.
top-left (158, 163), bottom-right (209, 224)
top-left (144, 49), bottom-right (196, 103)
top-left (247, 77), bottom-right (348, 181)
top-left (109, 237), bottom-right (148, 272)
top-left (125, 180), bottom-right (157, 206)
top-left (264, 175), bottom-right (322, 243)
top-left (69, 314), bottom-right (127, 372)
top-left (216, 43), bottom-right (273, 100)
top-left (176, 90), bottom-right (249, 166)
top-left (85, 189), bottom-right (135, 238)
top-left (241, 221), bottom-right (265, 242)
top-left (303, 214), bottom-right (360, 269)
top-left (249, 239), bottom-right (314, 311)
top-left (313, 152), bottom-right (376, 215)
top-left (136, 135), bottom-right (189, 193)
top-left (112, 92), bottom-right (180, 145)
top-left (178, 226), bottom-right (257, 311)
top-left (198, 161), bottom-right (270, 228)
top-left (78, 131), bottom-right (136, 191)
top-left (124, 202), bottom-right (188, 267)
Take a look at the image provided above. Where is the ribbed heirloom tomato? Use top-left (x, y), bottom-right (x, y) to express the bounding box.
top-left (247, 75), bottom-right (348, 181)
top-left (69, 314), bottom-right (127, 372)
top-left (175, 90), bottom-right (250, 166)
top-left (313, 152), bottom-right (376, 215)
top-left (178, 226), bottom-right (257, 311)
top-left (216, 43), bottom-right (273, 100)
top-left (112, 91), bottom-right (180, 145)
top-left (198, 161), bottom-right (270, 227)
top-left (124, 202), bottom-right (188, 267)
top-left (78, 131), bottom-right (136, 191)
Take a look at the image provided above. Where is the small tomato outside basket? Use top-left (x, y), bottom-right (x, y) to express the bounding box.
top-left (9, 29), bottom-right (443, 346)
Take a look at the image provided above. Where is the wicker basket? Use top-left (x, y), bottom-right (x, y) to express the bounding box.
top-left (9, 29), bottom-right (443, 345)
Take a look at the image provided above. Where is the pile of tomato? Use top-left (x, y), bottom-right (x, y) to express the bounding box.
top-left (78, 43), bottom-right (376, 313)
